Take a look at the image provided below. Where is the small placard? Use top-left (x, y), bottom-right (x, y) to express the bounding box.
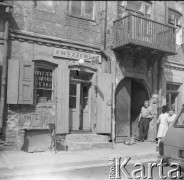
top-left (34, 68), bottom-right (52, 89)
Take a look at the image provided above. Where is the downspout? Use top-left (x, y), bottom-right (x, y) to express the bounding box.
top-left (157, 59), bottom-right (162, 116)
top-left (0, 6), bottom-right (10, 134)
top-left (157, 1), bottom-right (168, 116)
top-left (101, 1), bottom-right (115, 143)
top-left (101, 0), bottom-right (111, 74)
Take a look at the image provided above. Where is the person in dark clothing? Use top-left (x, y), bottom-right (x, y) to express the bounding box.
top-left (138, 100), bottom-right (152, 142)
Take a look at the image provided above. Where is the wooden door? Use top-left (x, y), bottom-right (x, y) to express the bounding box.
top-left (56, 66), bottom-right (69, 134)
top-left (80, 84), bottom-right (90, 130)
top-left (96, 73), bottom-right (112, 134)
top-left (69, 83), bottom-right (80, 131)
top-left (115, 78), bottom-right (131, 142)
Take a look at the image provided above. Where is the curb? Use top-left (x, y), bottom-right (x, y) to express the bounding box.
top-left (0, 153), bottom-right (158, 179)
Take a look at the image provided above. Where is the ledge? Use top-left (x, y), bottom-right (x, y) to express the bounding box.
top-left (21, 127), bottom-right (50, 131)
top-left (0, 2), bottom-right (13, 8)
top-left (35, 103), bottom-right (55, 108)
top-left (9, 29), bottom-right (101, 53)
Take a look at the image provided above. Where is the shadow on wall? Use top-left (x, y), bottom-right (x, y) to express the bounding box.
top-left (0, 66), bottom-right (2, 96)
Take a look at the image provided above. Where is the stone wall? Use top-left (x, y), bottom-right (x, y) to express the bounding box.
top-left (4, 104), bottom-right (55, 151)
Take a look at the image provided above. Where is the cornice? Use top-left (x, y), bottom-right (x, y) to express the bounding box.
top-left (165, 63), bottom-right (184, 71)
top-left (9, 29), bottom-right (101, 54)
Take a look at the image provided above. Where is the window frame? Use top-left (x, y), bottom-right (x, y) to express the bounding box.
top-left (166, 82), bottom-right (180, 114)
top-left (68, 1), bottom-right (95, 21)
top-left (168, 9), bottom-right (182, 27)
top-left (34, 0), bottom-right (55, 13)
top-left (168, 9), bottom-right (183, 45)
top-left (174, 109), bottom-right (184, 128)
top-left (126, 1), bottom-right (152, 19)
top-left (34, 62), bottom-right (56, 105)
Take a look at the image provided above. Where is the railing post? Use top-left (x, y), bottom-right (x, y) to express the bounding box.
top-left (113, 21), bottom-right (116, 48)
top-left (173, 28), bottom-right (176, 52)
top-left (128, 15), bottom-right (132, 41)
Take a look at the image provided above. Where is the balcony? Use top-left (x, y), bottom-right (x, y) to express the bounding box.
top-left (113, 14), bottom-right (176, 56)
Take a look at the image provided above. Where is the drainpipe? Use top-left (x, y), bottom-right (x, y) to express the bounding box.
top-left (101, 50), bottom-right (111, 73)
top-left (101, 0), bottom-right (111, 74)
top-left (157, 58), bottom-right (164, 116)
top-left (0, 6), bottom-right (10, 134)
top-left (101, 1), bottom-right (115, 143)
top-left (157, 1), bottom-right (168, 116)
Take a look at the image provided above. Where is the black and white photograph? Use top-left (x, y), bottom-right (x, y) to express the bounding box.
top-left (0, 1), bottom-right (184, 179)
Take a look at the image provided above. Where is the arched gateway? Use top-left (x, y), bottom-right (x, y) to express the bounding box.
top-left (115, 77), bottom-right (149, 142)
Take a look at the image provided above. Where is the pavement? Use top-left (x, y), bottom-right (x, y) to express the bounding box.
top-left (0, 141), bottom-right (158, 179)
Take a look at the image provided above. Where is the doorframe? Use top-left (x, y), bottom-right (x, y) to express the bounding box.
top-left (69, 79), bottom-right (92, 132)
top-left (115, 77), bottom-right (151, 141)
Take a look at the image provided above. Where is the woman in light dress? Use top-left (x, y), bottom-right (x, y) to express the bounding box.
top-left (157, 105), bottom-right (168, 144)
top-left (166, 106), bottom-right (177, 128)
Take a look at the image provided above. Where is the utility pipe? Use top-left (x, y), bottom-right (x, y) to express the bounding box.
top-left (157, 58), bottom-right (164, 116)
top-left (0, 6), bottom-right (10, 134)
top-left (100, 1), bottom-right (115, 143)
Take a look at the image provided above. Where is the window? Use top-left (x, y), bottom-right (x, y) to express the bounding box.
top-left (69, 83), bottom-right (77, 109)
top-left (69, 1), bottom-right (94, 20)
top-left (34, 1), bottom-right (54, 12)
top-left (82, 84), bottom-right (89, 111)
top-left (175, 109), bottom-right (184, 127)
top-left (34, 66), bottom-right (54, 104)
top-left (166, 83), bottom-right (180, 114)
top-left (126, 1), bottom-right (152, 18)
top-left (168, 9), bottom-right (182, 45)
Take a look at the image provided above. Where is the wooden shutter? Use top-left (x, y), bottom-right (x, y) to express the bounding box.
top-left (96, 72), bottom-right (112, 134)
top-left (18, 60), bottom-right (34, 104)
top-left (56, 66), bottom-right (69, 134)
top-left (7, 59), bottom-right (20, 104)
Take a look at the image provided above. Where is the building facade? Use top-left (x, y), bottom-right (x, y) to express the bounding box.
top-left (0, 0), bottom-right (112, 151)
top-left (105, 1), bottom-right (184, 142)
top-left (0, 1), bottom-right (184, 151)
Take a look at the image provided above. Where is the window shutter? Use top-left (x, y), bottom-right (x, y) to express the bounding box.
top-left (96, 72), bottom-right (112, 134)
top-left (7, 59), bottom-right (20, 104)
top-left (56, 66), bottom-right (69, 134)
top-left (18, 60), bottom-right (34, 104)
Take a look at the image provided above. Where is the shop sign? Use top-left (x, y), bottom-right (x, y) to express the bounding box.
top-left (53, 47), bottom-right (101, 63)
top-left (34, 68), bottom-right (52, 89)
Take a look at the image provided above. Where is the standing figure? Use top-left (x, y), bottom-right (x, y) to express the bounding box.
top-left (157, 105), bottom-right (168, 144)
top-left (138, 100), bottom-right (152, 142)
top-left (166, 106), bottom-right (177, 128)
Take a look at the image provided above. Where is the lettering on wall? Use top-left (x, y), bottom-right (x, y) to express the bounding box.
top-left (53, 47), bottom-right (101, 63)
top-left (19, 114), bottom-right (55, 127)
top-left (34, 68), bottom-right (52, 89)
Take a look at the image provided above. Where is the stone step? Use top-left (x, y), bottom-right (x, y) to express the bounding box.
top-left (67, 142), bottom-right (113, 151)
top-left (66, 134), bottom-right (109, 143)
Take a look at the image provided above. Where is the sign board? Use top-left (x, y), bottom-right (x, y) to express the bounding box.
top-left (34, 68), bottom-right (52, 89)
top-left (53, 47), bottom-right (101, 63)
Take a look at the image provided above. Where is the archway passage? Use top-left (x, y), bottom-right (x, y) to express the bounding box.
top-left (115, 78), bottom-right (149, 142)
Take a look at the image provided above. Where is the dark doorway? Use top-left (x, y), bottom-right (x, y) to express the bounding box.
top-left (115, 78), bottom-right (149, 142)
